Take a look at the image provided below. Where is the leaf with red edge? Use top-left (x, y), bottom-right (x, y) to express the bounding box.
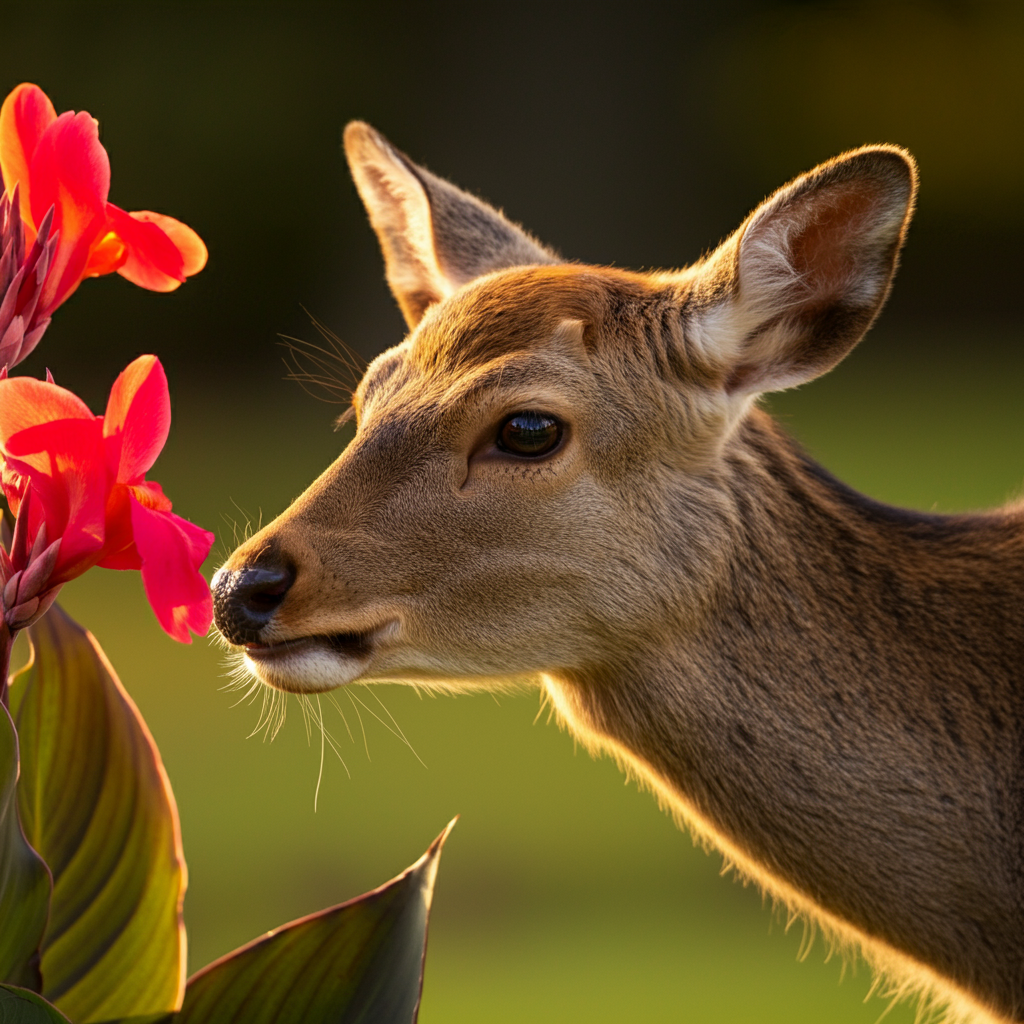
top-left (9, 604), bottom-right (186, 1023)
top-left (0, 705), bottom-right (51, 991)
top-left (163, 820), bottom-right (456, 1024)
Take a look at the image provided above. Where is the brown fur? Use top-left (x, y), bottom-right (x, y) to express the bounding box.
top-left (213, 124), bottom-right (1024, 1023)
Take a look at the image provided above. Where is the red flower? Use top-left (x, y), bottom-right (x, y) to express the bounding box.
top-left (0, 83), bottom-right (207, 317)
top-left (0, 355), bottom-right (214, 642)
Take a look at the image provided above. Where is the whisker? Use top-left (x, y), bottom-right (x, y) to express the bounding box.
top-left (304, 308), bottom-right (368, 372)
top-left (297, 691), bottom-right (313, 744)
top-left (302, 693), bottom-right (350, 795)
top-left (346, 689), bottom-right (371, 760)
top-left (350, 687), bottom-right (426, 768)
top-left (314, 695), bottom-right (325, 810)
top-left (279, 311), bottom-right (366, 407)
top-left (326, 692), bottom-right (356, 743)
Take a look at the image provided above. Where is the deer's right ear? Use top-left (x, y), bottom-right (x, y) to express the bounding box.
top-left (344, 122), bottom-right (559, 329)
top-left (689, 146), bottom-right (917, 395)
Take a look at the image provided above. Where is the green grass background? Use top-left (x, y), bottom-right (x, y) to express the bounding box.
top-left (46, 324), bottom-right (1022, 1024)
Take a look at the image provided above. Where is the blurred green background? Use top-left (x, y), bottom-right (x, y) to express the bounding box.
top-left (5, 2), bottom-right (1022, 1022)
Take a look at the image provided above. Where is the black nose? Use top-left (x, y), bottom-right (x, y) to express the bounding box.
top-left (212, 563), bottom-right (295, 645)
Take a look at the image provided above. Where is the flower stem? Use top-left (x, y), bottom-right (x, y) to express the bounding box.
top-left (0, 621), bottom-right (15, 709)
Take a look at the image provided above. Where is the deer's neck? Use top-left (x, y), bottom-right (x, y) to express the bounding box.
top-left (546, 409), bottom-right (1024, 1019)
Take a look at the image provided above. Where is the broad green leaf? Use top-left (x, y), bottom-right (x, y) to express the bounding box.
top-left (0, 704), bottom-right (51, 991)
top-left (92, 1016), bottom-right (168, 1024)
top-left (171, 819), bottom-right (456, 1024)
top-left (0, 984), bottom-right (71, 1022)
top-left (9, 605), bottom-right (186, 1023)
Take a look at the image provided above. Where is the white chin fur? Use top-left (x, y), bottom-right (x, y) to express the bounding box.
top-left (244, 645), bottom-right (368, 693)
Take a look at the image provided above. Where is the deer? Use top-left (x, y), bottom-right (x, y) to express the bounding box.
top-left (211, 123), bottom-right (1024, 1024)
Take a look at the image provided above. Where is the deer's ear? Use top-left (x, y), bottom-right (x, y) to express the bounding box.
top-left (690, 146), bottom-right (917, 395)
top-left (344, 122), bottom-right (559, 329)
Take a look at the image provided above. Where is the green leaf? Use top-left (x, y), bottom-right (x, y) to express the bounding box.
top-left (0, 704), bottom-right (51, 991)
top-left (92, 1017), bottom-right (169, 1024)
top-left (0, 984), bottom-right (71, 1022)
top-left (172, 819), bottom-right (456, 1024)
top-left (9, 605), bottom-right (186, 1023)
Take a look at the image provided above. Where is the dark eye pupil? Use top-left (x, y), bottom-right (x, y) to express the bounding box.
top-left (498, 413), bottom-right (560, 456)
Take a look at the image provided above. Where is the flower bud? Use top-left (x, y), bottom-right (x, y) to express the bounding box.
top-left (3, 569), bottom-right (20, 610)
top-left (17, 536), bottom-right (60, 602)
top-left (5, 594), bottom-right (39, 630)
top-left (5, 584), bottom-right (59, 631)
top-left (1, 502), bottom-right (62, 632)
top-left (0, 188), bottom-right (56, 370)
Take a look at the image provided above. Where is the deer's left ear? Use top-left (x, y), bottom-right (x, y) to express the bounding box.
top-left (690, 146), bottom-right (917, 395)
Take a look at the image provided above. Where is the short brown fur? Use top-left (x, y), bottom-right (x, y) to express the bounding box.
top-left (213, 125), bottom-right (1024, 1023)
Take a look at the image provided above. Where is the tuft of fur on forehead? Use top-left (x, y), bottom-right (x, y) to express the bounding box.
top-left (408, 264), bottom-right (722, 388)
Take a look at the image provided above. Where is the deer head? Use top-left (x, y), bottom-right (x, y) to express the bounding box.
top-left (213, 124), bottom-right (914, 698)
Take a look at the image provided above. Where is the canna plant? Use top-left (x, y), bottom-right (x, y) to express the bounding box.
top-left (0, 83), bottom-right (450, 1024)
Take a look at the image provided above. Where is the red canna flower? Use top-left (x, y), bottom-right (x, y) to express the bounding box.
top-left (0, 82), bottom-right (207, 322)
top-left (0, 355), bottom-right (214, 642)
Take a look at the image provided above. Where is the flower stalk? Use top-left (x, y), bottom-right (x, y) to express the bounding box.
top-left (0, 488), bottom-right (62, 707)
top-left (0, 185), bottom-right (57, 370)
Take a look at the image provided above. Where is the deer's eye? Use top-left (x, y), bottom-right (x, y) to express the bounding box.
top-left (497, 412), bottom-right (562, 457)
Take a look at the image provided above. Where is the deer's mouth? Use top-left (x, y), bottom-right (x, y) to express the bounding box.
top-left (242, 629), bottom-right (381, 692)
top-left (246, 630), bottom-right (372, 661)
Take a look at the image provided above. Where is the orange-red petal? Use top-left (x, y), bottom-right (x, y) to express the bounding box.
top-left (129, 498), bottom-right (214, 642)
top-left (129, 479), bottom-right (173, 513)
top-left (106, 205), bottom-right (187, 292)
top-left (0, 377), bottom-right (108, 584)
top-left (83, 230), bottom-right (127, 278)
top-left (0, 83), bottom-right (56, 234)
top-left (30, 110), bottom-right (111, 313)
top-left (96, 480), bottom-right (137, 568)
top-left (0, 375), bottom-right (94, 450)
top-left (123, 210), bottom-right (207, 280)
top-left (102, 355), bottom-right (171, 483)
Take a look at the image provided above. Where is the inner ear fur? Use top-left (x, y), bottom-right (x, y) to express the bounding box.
top-left (692, 145), bottom-right (917, 395)
top-left (344, 122), bottom-right (560, 329)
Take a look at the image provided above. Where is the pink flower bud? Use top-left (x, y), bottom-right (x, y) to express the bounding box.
top-left (16, 535), bottom-right (60, 603)
top-left (0, 188), bottom-right (57, 369)
top-left (3, 570), bottom-right (21, 610)
top-left (5, 594), bottom-right (39, 630)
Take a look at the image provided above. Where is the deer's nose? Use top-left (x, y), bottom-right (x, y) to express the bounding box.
top-left (212, 563), bottom-right (295, 645)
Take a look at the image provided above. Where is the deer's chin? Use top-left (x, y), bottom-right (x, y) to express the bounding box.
top-left (242, 632), bottom-right (374, 693)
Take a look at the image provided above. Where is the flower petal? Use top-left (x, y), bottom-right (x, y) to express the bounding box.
top-left (95, 481), bottom-right (170, 571)
top-left (129, 479), bottom-right (172, 513)
top-left (135, 211), bottom-right (207, 277)
top-left (103, 355), bottom-right (171, 482)
top-left (0, 378), bottom-right (110, 583)
top-left (30, 111), bottom-right (111, 313)
top-left (129, 498), bottom-right (214, 642)
top-left (0, 83), bottom-right (56, 233)
top-left (120, 210), bottom-right (207, 283)
top-left (105, 205), bottom-right (186, 292)
top-left (1, 422), bottom-right (107, 584)
top-left (0, 376), bottom-right (94, 448)
top-left (82, 230), bottom-right (127, 278)
top-left (97, 547), bottom-right (142, 570)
